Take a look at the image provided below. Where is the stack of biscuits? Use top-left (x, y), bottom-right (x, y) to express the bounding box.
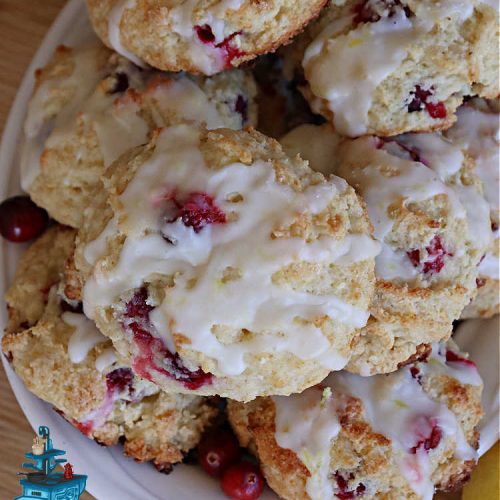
top-left (2, 1), bottom-right (498, 498)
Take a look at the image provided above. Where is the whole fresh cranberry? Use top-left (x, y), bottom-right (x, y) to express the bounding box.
top-left (0, 196), bottom-right (48, 242)
top-left (197, 429), bottom-right (241, 476)
top-left (221, 461), bottom-right (264, 500)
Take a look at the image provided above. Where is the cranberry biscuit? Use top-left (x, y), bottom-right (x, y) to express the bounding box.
top-left (2, 226), bottom-right (218, 471)
top-left (86, 0), bottom-right (328, 75)
top-left (22, 43), bottom-right (257, 228)
top-left (287, 0), bottom-right (499, 137)
top-left (281, 124), bottom-right (489, 374)
top-left (445, 98), bottom-right (500, 318)
top-left (74, 125), bottom-right (379, 401)
top-left (228, 341), bottom-right (483, 499)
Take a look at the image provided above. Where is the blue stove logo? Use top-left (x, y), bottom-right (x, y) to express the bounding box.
top-left (15, 426), bottom-right (87, 500)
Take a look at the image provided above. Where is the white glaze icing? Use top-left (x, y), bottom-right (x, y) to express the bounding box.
top-left (107, 0), bottom-right (146, 67)
top-left (169, 0), bottom-right (243, 74)
top-left (274, 387), bottom-right (341, 499)
top-left (395, 133), bottom-right (492, 254)
top-left (22, 45), bottom-right (105, 190)
top-left (95, 347), bottom-right (118, 373)
top-left (445, 101), bottom-right (500, 219)
top-left (478, 252), bottom-right (500, 280)
top-left (62, 312), bottom-right (107, 363)
top-left (146, 77), bottom-right (225, 130)
top-left (336, 137), bottom-right (465, 280)
top-left (303, 10), bottom-right (417, 136)
top-left (83, 124), bottom-right (380, 376)
top-left (302, 1), bottom-right (478, 136)
top-left (273, 341), bottom-right (480, 500)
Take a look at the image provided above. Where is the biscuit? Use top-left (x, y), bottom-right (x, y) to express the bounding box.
top-left (22, 43), bottom-right (258, 228)
top-left (228, 340), bottom-right (483, 499)
top-left (86, 0), bottom-right (328, 74)
top-left (445, 98), bottom-right (500, 318)
top-left (281, 124), bottom-right (489, 374)
top-left (285, 0), bottom-right (499, 137)
top-left (2, 226), bottom-right (217, 471)
top-left (74, 124), bottom-right (379, 401)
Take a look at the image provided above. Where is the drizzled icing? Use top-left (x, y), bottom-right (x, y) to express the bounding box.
top-left (302, 1), bottom-right (478, 136)
top-left (445, 100), bottom-right (500, 220)
top-left (146, 78), bottom-right (225, 130)
top-left (304, 9), bottom-right (417, 136)
top-left (272, 341), bottom-right (481, 500)
top-left (107, 0), bottom-right (146, 67)
top-left (22, 45), bottom-right (106, 190)
top-left (62, 312), bottom-right (106, 363)
top-left (83, 124), bottom-right (380, 376)
top-left (274, 387), bottom-right (341, 499)
top-left (108, 0), bottom-right (244, 74)
top-left (336, 136), bottom-right (465, 281)
top-left (95, 347), bottom-right (118, 373)
top-left (22, 43), bottom-right (241, 197)
top-left (395, 133), bottom-right (492, 254)
top-left (478, 253), bottom-right (500, 280)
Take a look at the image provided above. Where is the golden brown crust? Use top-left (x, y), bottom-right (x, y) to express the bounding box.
top-left (4, 225), bottom-right (76, 334)
top-left (228, 361), bottom-right (483, 499)
top-left (86, 0), bottom-right (328, 74)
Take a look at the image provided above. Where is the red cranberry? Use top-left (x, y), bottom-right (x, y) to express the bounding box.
top-left (409, 417), bottom-right (442, 454)
top-left (106, 367), bottom-right (134, 395)
top-left (198, 429), bottom-right (241, 476)
top-left (221, 461), bottom-right (264, 500)
top-left (0, 196), bottom-right (48, 243)
top-left (125, 287), bottom-right (153, 319)
top-left (425, 101), bottom-right (447, 119)
top-left (334, 471), bottom-right (366, 499)
top-left (193, 25), bottom-right (245, 69)
top-left (122, 289), bottom-right (214, 389)
top-left (55, 409), bottom-right (94, 436)
top-left (75, 420), bottom-right (94, 436)
top-left (163, 192), bottom-right (226, 234)
top-left (195, 24), bottom-right (216, 44)
top-left (445, 350), bottom-right (476, 368)
top-left (216, 32), bottom-right (245, 69)
top-left (407, 85), bottom-right (447, 119)
top-left (407, 235), bottom-right (452, 275)
top-left (410, 366), bottom-right (422, 384)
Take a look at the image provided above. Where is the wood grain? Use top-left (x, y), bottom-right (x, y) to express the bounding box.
top-left (0, 2), bottom-right (92, 498)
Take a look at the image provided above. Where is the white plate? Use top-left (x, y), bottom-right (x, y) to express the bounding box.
top-left (0, 1), bottom-right (498, 499)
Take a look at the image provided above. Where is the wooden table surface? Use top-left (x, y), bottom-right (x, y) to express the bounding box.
top-left (0, 2), bottom-right (496, 500)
